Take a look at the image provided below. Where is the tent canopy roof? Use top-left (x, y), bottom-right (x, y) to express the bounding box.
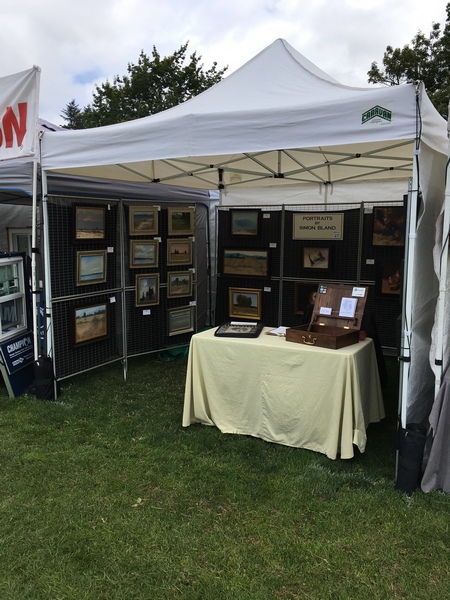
top-left (40, 39), bottom-right (448, 191)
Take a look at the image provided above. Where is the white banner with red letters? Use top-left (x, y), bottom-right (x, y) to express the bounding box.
top-left (0, 66), bottom-right (40, 161)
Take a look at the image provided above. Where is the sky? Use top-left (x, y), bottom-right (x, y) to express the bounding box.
top-left (1, 0), bottom-right (447, 126)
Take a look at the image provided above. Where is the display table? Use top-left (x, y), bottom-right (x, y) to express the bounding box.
top-left (182, 327), bottom-right (385, 459)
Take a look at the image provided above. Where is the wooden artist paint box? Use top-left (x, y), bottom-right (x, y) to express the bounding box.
top-left (285, 283), bottom-right (368, 350)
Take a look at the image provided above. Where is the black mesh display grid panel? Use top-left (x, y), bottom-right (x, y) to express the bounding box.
top-left (47, 196), bottom-right (198, 379)
top-left (47, 197), bottom-right (120, 300)
top-left (215, 201), bottom-right (406, 349)
top-left (52, 294), bottom-right (123, 379)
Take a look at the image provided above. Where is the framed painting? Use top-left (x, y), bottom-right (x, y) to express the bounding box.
top-left (294, 281), bottom-right (319, 316)
top-left (230, 209), bottom-right (260, 236)
top-left (76, 250), bottom-right (107, 286)
top-left (223, 248), bottom-right (269, 277)
top-left (372, 206), bottom-right (405, 246)
top-left (377, 260), bottom-right (402, 296)
top-left (167, 270), bottom-right (193, 298)
top-left (228, 287), bottom-right (262, 320)
top-left (73, 302), bottom-right (108, 346)
top-left (303, 247), bottom-right (330, 269)
top-left (168, 207), bottom-right (194, 235)
top-left (167, 238), bottom-right (192, 266)
top-left (74, 205), bottom-right (106, 241)
top-left (130, 240), bottom-right (159, 268)
top-left (168, 305), bottom-right (195, 336)
top-left (135, 273), bottom-right (159, 307)
top-left (129, 206), bottom-right (158, 236)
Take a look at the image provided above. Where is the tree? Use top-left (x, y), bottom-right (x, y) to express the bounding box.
top-left (367, 3), bottom-right (450, 118)
top-left (61, 42), bottom-right (228, 129)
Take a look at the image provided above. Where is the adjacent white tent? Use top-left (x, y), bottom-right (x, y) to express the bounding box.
top-left (40, 39), bottom-right (449, 431)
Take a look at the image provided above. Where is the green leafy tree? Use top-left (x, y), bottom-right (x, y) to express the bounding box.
top-left (367, 3), bottom-right (450, 118)
top-left (61, 42), bottom-right (227, 129)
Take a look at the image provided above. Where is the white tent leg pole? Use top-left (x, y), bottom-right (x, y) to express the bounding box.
top-left (41, 170), bottom-right (53, 361)
top-left (398, 167), bottom-right (419, 430)
top-left (433, 158), bottom-right (450, 397)
top-left (31, 157), bottom-right (39, 361)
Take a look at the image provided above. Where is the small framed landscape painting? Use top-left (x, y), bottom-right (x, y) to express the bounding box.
top-left (167, 270), bottom-right (193, 298)
top-left (129, 206), bottom-right (158, 236)
top-left (228, 287), bottom-right (262, 320)
top-left (135, 273), bottom-right (160, 307)
top-left (168, 207), bottom-right (194, 236)
top-left (230, 209), bottom-right (260, 236)
top-left (168, 305), bottom-right (195, 336)
top-left (74, 205), bottom-right (106, 241)
top-left (76, 250), bottom-right (107, 286)
top-left (223, 248), bottom-right (269, 277)
top-left (167, 238), bottom-right (192, 266)
top-left (130, 240), bottom-right (159, 268)
top-left (73, 302), bottom-right (108, 346)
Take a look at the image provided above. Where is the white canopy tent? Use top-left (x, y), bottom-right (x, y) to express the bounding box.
top-left (40, 39), bottom-right (448, 432)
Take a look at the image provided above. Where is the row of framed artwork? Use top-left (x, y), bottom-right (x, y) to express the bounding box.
top-left (76, 239), bottom-right (193, 286)
top-left (75, 204), bottom-right (195, 241)
top-left (223, 206), bottom-right (405, 246)
top-left (221, 246), bottom-right (333, 278)
top-left (226, 265), bottom-right (402, 325)
top-left (73, 302), bottom-right (195, 346)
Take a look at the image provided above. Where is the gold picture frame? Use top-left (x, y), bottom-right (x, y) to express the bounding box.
top-left (129, 206), bottom-right (158, 236)
top-left (228, 287), bottom-right (262, 320)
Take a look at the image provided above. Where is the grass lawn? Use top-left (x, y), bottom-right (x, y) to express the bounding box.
top-left (0, 352), bottom-right (449, 599)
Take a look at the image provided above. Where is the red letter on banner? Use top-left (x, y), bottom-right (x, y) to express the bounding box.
top-left (1, 102), bottom-right (28, 148)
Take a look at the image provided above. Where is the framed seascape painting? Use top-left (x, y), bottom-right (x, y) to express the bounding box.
top-left (74, 205), bottom-right (106, 241)
top-left (76, 250), bottom-right (107, 286)
top-left (130, 240), bottom-right (159, 268)
top-left (135, 274), bottom-right (160, 307)
top-left (129, 206), bottom-right (158, 236)
top-left (303, 247), bottom-right (330, 269)
top-left (228, 287), bottom-right (262, 320)
top-left (168, 207), bottom-right (194, 236)
top-left (230, 209), bottom-right (260, 236)
top-left (168, 305), bottom-right (195, 336)
top-left (167, 270), bottom-right (193, 299)
top-left (223, 248), bottom-right (269, 277)
top-left (167, 238), bottom-right (192, 266)
top-left (372, 206), bottom-right (405, 246)
top-left (73, 302), bottom-right (108, 346)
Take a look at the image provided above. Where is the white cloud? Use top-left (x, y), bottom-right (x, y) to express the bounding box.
top-left (0, 0), bottom-right (447, 124)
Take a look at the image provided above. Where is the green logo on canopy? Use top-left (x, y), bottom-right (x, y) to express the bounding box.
top-left (362, 106), bottom-right (392, 124)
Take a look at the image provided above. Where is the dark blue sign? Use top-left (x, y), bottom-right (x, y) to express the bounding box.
top-left (0, 331), bottom-right (34, 375)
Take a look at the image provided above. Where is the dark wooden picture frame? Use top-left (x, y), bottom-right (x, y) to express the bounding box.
top-left (168, 305), bottom-right (195, 336)
top-left (223, 248), bottom-right (269, 277)
top-left (372, 206), bottom-right (405, 246)
top-left (74, 205), bottom-right (106, 241)
top-left (168, 207), bottom-right (194, 236)
top-left (230, 209), bottom-right (260, 236)
top-left (294, 281), bottom-right (319, 316)
top-left (167, 238), bottom-right (192, 266)
top-left (129, 206), bottom-right (158, 236)
top-left (76, 250), bottom-right (107, 286)
top-left (376, 260), bottom-right (402, 296)
top-left (167, 270), bottom-right (193, 298)
top-left (303, 247), bottom-right (330, 269)
top-left (229, 287), bottom-right (262, 320)
top-left (73, 301), bottom-right (108, 346)
top-left (130, 240), bottom-right (159, 268)
top-left (135, 273), bottom-right (160, 307)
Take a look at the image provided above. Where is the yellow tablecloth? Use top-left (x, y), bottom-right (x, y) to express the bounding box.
top-left (182, 327), bottom-right (385, 459)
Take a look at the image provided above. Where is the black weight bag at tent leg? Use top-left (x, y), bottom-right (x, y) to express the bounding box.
top-left (395, 423), bottom-right (427, 495)
top-left (29, 355), bottom-right (59, 401)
